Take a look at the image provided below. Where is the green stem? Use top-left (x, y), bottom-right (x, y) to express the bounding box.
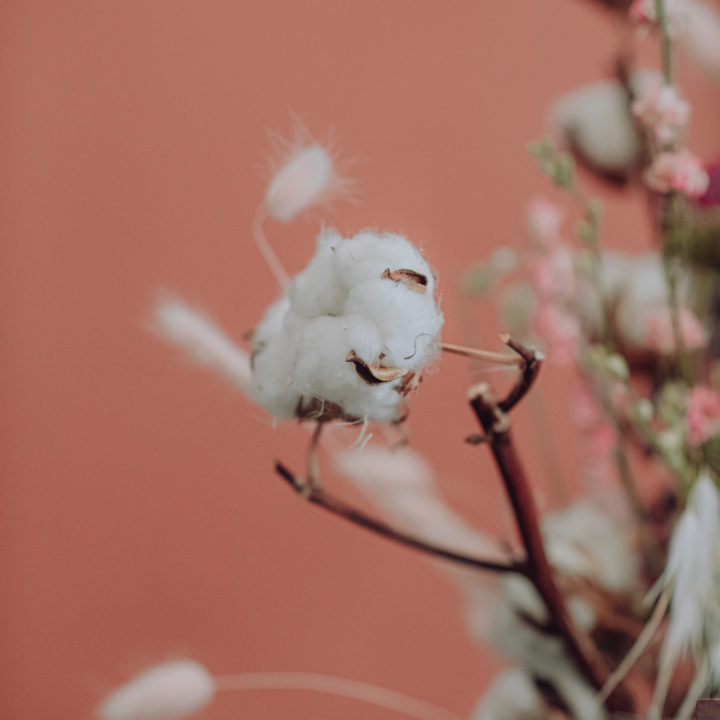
top-left (654, 0), bottom-right (673, 84)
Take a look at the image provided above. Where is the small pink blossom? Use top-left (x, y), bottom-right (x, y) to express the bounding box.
top-left (645, 307), bottom-right (708, 354)
top-left (632, 80), bottom-right (690, 144)
top-left (686, 386), bottom-right (720, 446)
top-left (537, 303), bottom-right (580, 366)
top-left (527, 198), bottom-right (564, 249)
top-left (644, 150), bottom-right (710, 197)
top-left (531, 248), bottom-right (575, 301)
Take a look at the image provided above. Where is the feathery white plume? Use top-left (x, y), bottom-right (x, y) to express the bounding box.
top-left (97, 659), bottom-right (216, 720)
top-left (335, 445), bottom-right (496, 556)
top-left (251, 229), bottom-right (443, 423)
top-left (153, 296), bottom-right (251, 392)
top-left (264, 121), bottom-right (350, 222)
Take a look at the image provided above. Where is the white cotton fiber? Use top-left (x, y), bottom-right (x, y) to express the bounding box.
top-left (97, 659), bottom-right (216, 720)
top-left (250, 229), bottom-right (442, 423)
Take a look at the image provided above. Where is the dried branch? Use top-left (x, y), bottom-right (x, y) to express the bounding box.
top-left (275, 462), bottom-right (525, 575)
top-left (467, 338), bottom-right (636, 713)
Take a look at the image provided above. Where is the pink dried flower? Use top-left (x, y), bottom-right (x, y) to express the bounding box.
top-left (687, 386), bottom-right (720, 445)
top-left (531, 248), bottom-right (575, 301)
top-left (645, 307), bottom-right (708, 354)
top-left (537, 303), bottom-right (580, 366)
top-left (527, 198), bottom-right (564, 249)
top-left (644, 150), bottom-right (710, 197)
top-left (632, 80), bottom-right (690, 144)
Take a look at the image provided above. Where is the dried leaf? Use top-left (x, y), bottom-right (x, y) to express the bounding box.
top-left (346, 350), bottom-right (408, 385)
top-left (381, 267), bottom-right (428, 293)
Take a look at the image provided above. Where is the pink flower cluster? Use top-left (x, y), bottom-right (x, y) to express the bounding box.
top-left (528, 198), bottom-right (580, 366)
top-left (643, 149), bottom-right (710, 197)
top-left (687, 386), bottom-right (720, 446)
top-left (645, 307), bottom-right (708, 354)
top-left (632, 80), bottom-right (690, 145)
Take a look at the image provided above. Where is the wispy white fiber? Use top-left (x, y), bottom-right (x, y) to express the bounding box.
top-left (650, 471), bottom-right (720, 715)
top-left (153, 296), bottom-right (251, 392)
top-left (251, 229), bottom-right (443, 423)
top-left (97, 659), bottom-right (216, 720)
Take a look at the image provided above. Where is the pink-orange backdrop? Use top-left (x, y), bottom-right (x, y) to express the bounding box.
top-left (2, 2), bottom-right (719, 719)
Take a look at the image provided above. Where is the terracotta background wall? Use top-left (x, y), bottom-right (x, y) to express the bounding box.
top-left (2, 2), bottom-right (718, 719)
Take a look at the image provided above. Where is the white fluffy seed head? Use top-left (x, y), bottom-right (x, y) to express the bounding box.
top-left (250, 229), bottom-right (442, 423)
top-left (265, 145), bottom-right (334, 222)
top-left (97, 660), bottom-right (216, 720)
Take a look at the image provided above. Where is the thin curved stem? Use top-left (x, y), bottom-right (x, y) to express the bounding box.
top-left (441, 342), bottom-right (521, 367)
top-left (252, 203), bottom-right (290, 289)
top-left (275, 462), bottom-right (525, 575)
top-left (214, 671), bottom-right (466, 720)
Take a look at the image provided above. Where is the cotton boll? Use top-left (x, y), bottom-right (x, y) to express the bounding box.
top-left (471, 669), bottom-right (545, 720)
top-left (251, 334), bottom-right (301, 419)
top-left (288, 229), bottom-right (345, 319)
top-left (153, 297), bottom-right (251, 392)
top-left (265, 145), bottom-right (334, 222)
top-left (345, 279), bottom-right (443, 370)
top-left (97, 659), bottom-right (215, 720)
top-left (550, 72), bottom-right (659, 177)
top-left (334, 231), bottom-right (435, 294)
top-left (250, 228), bottom-right (442, 422)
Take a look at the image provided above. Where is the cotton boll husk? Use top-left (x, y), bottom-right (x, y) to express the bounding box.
top-left (153, 297), bottom-right (251, 392)
top-left (344, 279), bottom-right (443, 370)
top-left (550, 72), bottom-right (659, 175)
top-left (334, 231), bottom-right (436, 294)
top-left (97, 660), bottom-right (215, 720)
top-left (471, 669), bottom-right (545, 720)
top-left (265, 145), bottom-right (334, 222)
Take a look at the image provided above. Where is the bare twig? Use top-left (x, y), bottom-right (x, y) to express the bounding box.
top-left (275, 462), bottom-right (525, 575)
top-left (467, 338), bottom-right (636, 713)
top-left (441, 342), bottom-right (522, 367)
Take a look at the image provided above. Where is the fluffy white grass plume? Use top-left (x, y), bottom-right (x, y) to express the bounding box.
top-left (153, 296), bottom-right (251, 392)
top-left (251, 229), bottom-right (443, 423)
top-left (650, 471), bottom-right (720, 714)
top-left (335, 445), bottom-right (497, 557)
top-left (264, 122), bottom-right (351, 222)
top-left (550, 72), bottom-right (659, 176)
top-left (471, 668), bottom-right (545, 720)
top-left (97, 660), bottom-right (216, 720)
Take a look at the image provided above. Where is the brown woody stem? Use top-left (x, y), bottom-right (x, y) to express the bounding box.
top-left (275, 462), bottom-right (525, 575)
top-left (467, 338), bottom-right (635, 713)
